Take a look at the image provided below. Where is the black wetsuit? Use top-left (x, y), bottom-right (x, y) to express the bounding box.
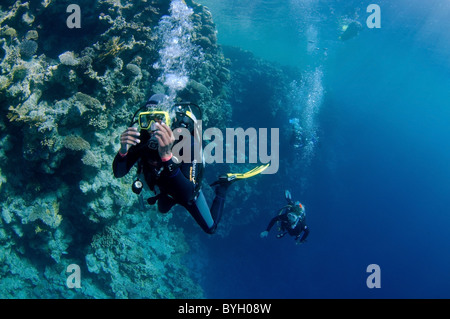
top-left (266, 206), bottom-right (310, 243)
top-left (113, 129), bottom-right (227, 234)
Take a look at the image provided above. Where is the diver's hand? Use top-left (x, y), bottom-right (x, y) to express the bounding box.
top-left (154, 122), bottom-right (175, 159)
top-left (260, 231), bottom-right (269, 238)
top-left (119, 127), bottom-right (140, 154)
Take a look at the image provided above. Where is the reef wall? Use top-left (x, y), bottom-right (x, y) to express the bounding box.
top-left (0, 0), bottom-right (230, 298)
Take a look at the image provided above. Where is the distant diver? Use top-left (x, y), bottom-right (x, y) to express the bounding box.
top-left (113, 93), bottom-right (268, 234)
top-left (339, 20), bottom-right (363, 41)
top-left (260, 190), bottom-right (310, 245)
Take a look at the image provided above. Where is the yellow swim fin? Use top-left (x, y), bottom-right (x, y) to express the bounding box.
top-left (210, 164), bottom-right (270, 186)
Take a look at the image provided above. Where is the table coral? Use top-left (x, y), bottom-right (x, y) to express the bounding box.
top-left (63, 135), bottom-right (91, 151)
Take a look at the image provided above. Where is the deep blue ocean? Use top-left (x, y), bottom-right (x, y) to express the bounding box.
top-left (195, 0), bottom-right (450, 298)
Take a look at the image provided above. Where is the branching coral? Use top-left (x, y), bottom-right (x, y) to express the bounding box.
top-left (1, 195), bottom-right (63, 232)
top-left (28, 200), bottom-right (62, 229)
top-left (0, 1), bottom-right (30, 26)
top-left (81, 150), bottom-right (102, 168)
top-left (0, 26), bottom-right (18, 41)
top-left (97, 36), bottom-right (126, 61)
top-left (88, 114), bottom-right (108, 130)
top-left (85, 212), bottom-right (204, 298)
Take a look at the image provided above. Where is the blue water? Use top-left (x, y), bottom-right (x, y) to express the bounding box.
top-left (194, 0), bottom-right (450, 298)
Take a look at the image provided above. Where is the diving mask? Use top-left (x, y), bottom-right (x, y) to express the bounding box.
top-left (138, 111), bottom-right (171, 131)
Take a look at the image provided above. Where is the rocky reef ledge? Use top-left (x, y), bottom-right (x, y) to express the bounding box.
top-left (0, 0), bottom-right (231, 298)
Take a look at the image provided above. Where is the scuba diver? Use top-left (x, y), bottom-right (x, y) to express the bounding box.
top-left (260, 190), bottom-right (309, 245)
top-left (113, 93), bottom-right (268, 234)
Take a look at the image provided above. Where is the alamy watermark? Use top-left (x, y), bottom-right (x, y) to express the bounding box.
top-left (65, 262), bottom-right (382, 290)
top-left (366, 4), bottom-right (381, 29)
top-left (66, 264), bottom-right (81, 289)
top-left (66, 4), bottom-right (81, 29)
top-left (61, 3), bottom-right (381, 173)
top-left (172, 122), bottom-right (279, 174)
top-left (366, 264), bottom-right (381, 288)
top-left (65, 3), bottom-right (381, 30)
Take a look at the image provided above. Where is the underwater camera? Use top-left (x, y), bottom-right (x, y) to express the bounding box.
top-left (132, 178), bottom-right (143, 195)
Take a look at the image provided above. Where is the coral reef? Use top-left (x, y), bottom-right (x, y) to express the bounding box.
top-left (18, 39), bottom-right (37, 60)
top-left (84, 210), bottom-right (203, 298)
top-left (0, 0), bottom-right (227, 298)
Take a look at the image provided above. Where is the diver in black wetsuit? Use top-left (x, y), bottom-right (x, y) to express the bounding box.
top-left (113, 94), bottom-right (267, 234)
top-left (260, 190), bottom-right (310, 244)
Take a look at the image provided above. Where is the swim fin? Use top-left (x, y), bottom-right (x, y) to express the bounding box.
top-left (210, 164), bottom-right (270, 187)
top-left (285, 190), bottom-right (292, 202)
